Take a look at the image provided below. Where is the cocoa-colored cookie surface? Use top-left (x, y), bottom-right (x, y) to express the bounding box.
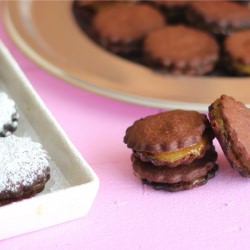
top-left (92, 3), bottom-right (165, 54)
top-left (187, 2), bottom-right (250, 35)
top-left (209, 95), bottom-right (250, 177)
top-left (124, 110), bottom-right (213, 152)
top-left (142, 166), bottom-right (217, 192)
top-left (143, 25), bottom-right (219, 75)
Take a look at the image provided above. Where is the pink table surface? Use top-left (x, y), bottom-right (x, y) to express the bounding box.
top-left (1, 12), bottom-right (250, 250)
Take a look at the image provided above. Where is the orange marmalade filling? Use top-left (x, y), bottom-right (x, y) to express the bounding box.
top-left (212, 99), bottom-right (226, 134)
top-left (151, 137), bottom-right (207, 163)
top-left (234, 62), bottom-right (250, 75)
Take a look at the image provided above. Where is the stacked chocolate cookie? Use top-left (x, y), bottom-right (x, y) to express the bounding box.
top-left (124, 110), bottom-right (218, 192)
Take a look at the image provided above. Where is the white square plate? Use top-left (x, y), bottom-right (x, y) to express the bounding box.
top-left (0, 41), bottom-right (99, 240)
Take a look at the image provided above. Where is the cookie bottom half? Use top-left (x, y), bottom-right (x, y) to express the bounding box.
top-left (142, 165), bottom-right (218, 192)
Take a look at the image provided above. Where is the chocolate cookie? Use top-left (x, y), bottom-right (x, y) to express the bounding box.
top-left (0, 135), bottom-right (50, 205)
top-left (0, 92), bottom-right (19, 137)
top-left (209, 95), bottom-right (250, 177)
top-left (143, 25), bottom-right (219, 75)
top-left (124, 110), bottom-right (218, 191)
top-left (92, 3), bottom-right (166, 55)
top-left (223, 29), bottom-right (250, 75)
top-left (187, 2), bottom-right (250, 35)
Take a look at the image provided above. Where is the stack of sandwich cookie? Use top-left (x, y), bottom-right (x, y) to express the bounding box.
top-left (124, 110), bottom-right (218, 192)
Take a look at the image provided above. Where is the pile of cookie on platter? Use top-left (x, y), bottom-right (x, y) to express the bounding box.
top-left (73, 0), bottom-right (250, 76)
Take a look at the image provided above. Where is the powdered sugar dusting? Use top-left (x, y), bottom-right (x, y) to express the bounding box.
top-left (0, 92), bottom-right (18, 135)
top-left (0, 135), bottom-right (49, 194)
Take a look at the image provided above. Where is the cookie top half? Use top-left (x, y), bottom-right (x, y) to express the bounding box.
top-left (124, 110), bottom-right (212, 152)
